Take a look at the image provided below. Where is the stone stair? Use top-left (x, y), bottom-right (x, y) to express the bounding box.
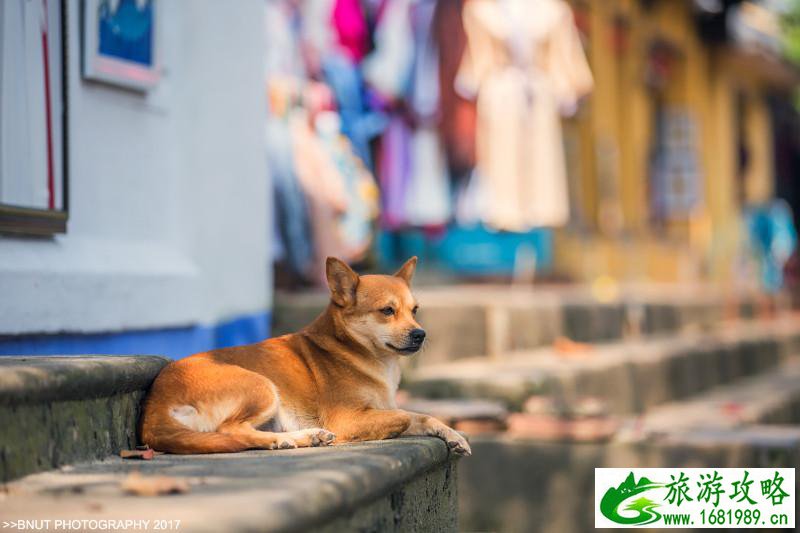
top-left (1, 438), bottom-right (456, 533)
top-left (273, 285), bottom-right (769, 366)
top-left (460, 427), bottom-right (800, 533)
top-left (404, 318), bottom-right (800, 413)
top-left (3, 286), bottom-right (786, 533)
top-left (302, 285), bottom-right (795, 533)
top-left (0, 356), bottom-right (460, 533)
top-left (450, 350), bottom-right (800, 533)
top-left (384, 291), bottom-right (800, 533)
top-left (0, 355), bottom-right (170, 482)
top-left (227, 285), bottom-right (796, 532)
top-left (622, 355), bottom-right (800, 438)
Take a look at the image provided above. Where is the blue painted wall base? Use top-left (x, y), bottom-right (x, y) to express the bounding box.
top-left (0, 311), bottom-right (270, 360)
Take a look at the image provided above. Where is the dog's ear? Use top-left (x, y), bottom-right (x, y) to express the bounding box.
top-left (326, 257), bottom-right (359, 307)
top-left (394, 256), bottom-right (418, 285)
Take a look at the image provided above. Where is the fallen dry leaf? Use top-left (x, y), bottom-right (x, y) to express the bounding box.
top-left (121, 472), bottom-right (190, 497)
top-left (120, 448), bottom-right (155, 460)
top-left (120, 445), bottom-right (164, 460)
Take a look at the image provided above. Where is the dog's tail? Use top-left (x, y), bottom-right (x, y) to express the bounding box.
top-left (139, 406), bottom-right (255, 454)
top-left (141, 426), bottom-right (253, 454)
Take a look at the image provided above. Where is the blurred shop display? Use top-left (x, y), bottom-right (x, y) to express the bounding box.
top-left (266, 0), bottom-right (800, 288)
top-left (266, 0), bottom-right (593, 286)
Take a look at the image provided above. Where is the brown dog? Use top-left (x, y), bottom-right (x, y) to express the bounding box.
top-left (139, 256), bottom-right (471, 456)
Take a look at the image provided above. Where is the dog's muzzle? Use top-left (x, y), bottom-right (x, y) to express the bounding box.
top-left (387, 329), bottom-right (426, 355)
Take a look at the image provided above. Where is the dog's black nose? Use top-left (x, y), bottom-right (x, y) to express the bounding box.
top-left (410, 329), bottom-right (426, 344)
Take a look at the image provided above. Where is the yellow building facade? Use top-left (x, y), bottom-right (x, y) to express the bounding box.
top-left (556, 0), bottom-right (797, 284)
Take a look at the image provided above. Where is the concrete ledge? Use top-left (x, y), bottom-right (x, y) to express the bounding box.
top-left (273, 286), bottom-right (768, 366)
top-left (2, 438), bottom-right (458, 533)
top-left (0, 356), bottom-right (170, 404)
top-left (459, 433), bottom-right (800, 533)
top-left (0, 356), bottom-right (169, 481)
top-left (631, 356), bottom-right (800, 435)
top-left (406, 319), bottom-right (800, 413)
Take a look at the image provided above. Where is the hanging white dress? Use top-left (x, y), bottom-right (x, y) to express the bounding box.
top-left (457, 0), bottom-right (593, 230)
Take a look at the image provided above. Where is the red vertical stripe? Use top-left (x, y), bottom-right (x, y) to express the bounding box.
top-left (41, 0), bottom-right (55, 210)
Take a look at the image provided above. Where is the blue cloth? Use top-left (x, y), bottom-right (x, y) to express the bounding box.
top-left (321, 53), bottom-right (388, 168)
top-left (746, 200), bottom-right (798, 293)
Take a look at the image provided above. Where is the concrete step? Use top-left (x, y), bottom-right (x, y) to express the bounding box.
top-left (403, 318), bottom-right (800, 414)
top-left (445, 353), bottom-right (800, 532)
top-left (273, 285), bottom-right (773, 367)
top-left (623, 356), bottom-right (800, 440)
top-left (459, 427), bottom-right (800, 533)
top-left (0, 356), bottom-right (460, 532)
top-left (1, 438), bottom-right (457, 533)
top-left (0, 355), bottom-right (169, 482)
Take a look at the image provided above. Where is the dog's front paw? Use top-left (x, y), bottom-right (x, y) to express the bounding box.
top-left (276, 438), bottom-right (298, 449)
top-left (443, 429), bottom-right (472, 457)
top-left (310, 428), bottom-right (336, 447)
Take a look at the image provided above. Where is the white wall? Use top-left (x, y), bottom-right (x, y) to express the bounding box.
top-left (0, 0), bottom-right (270, 335)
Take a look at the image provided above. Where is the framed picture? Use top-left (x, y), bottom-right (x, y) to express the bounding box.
top-left (0, 0), bottom-right (69, 235)
top-left (82, 0), bottom-right (159, 91)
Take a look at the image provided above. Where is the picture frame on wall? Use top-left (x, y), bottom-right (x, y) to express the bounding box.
top-left (82, 0), bottom-right (159, 91)
top-left (0, 0), bottom-right (69, 236)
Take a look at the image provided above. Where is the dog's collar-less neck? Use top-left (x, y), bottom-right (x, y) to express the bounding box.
top-left (301, 304), bottom-right (397, 396)
top-left (305, 303), bottom-right (372, 357)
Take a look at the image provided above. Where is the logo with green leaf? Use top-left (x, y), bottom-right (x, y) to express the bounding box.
top-left (600, 472), bottom-right (665, 526)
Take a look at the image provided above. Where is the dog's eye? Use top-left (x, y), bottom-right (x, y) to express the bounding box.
top-left (380, 307), bottom-right (395, 316)
top-left (412, 306), bottom-right (419, 316)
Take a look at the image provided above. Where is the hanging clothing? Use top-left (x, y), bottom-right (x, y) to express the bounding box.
top-left (322, 52), bottom-right (387, 168)
top-left (363, 0), bottom-right (416, 229)
top-left (289, 109), bottom-right (350, 284)
top-left (455, 169), bottom-right (489, 227)
top-left (264, 0), bottom-right (305, 79)
top-left (457, 0), bottom-right (593, 231)
top-left (267, 114), bottom-right (314, 278)
top-left (264, 4), bottom-right (313, 275)
top-left (746, 200), bottom-right (798, 293)
top-left (409, 0), bottom-right (440, 121)
top-left (362, 0), bottom-right (414, 100)
top-left (301, 0), bottom-right (336, 56)
top-left (378, 115), bottom-right (413, 229)
top-left (405, 127), bottom-right (451, 226)
top-left (331, 0), bottom-right (370, 62)
top-left (433, 0), bottom-right (476, 177)
top-left (290, 108), bottom-right (379, 284)
top-left (405, 0), bottom-right (451, 226)
top-left (315, 111), bottom-right (380, 260)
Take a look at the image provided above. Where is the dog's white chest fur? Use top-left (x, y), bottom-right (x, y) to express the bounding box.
top-left (382, 359), bottom-right (401, 408)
